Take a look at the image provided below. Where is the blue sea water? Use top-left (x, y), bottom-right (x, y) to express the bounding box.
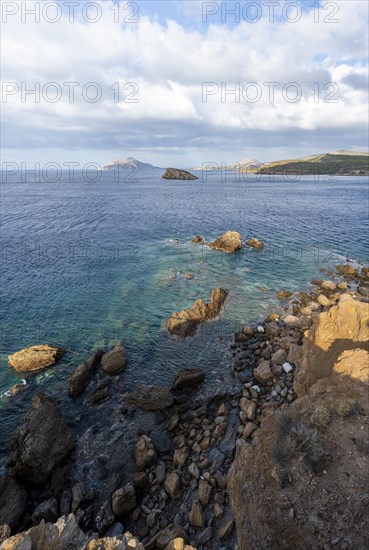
top-left (0, 169), bottom-right (368, 463)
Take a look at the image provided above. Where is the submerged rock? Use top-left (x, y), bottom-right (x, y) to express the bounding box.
top-left (172, 369), bottom-right (205, 390)
top-left (246, 237), bottom-right (264, 250)
top-left (8, 392), bottom-right (75, 485)
top-left (167, 288), bottom-right (228, 338)
top-left (209, 231), bottom-right (242, 253)
top-left (276, 290), bottom-right (293, 300)
top-left (8, 345), bottom-right (66, 373)
top-left (191, 235), bottom-right (204, 244)
top-left (124, 385), bottom-right (174, 411)
top-left (162, 168), bottom-right (198, 180)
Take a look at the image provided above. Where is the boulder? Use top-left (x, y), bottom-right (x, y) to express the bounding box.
top-left (68, 350), bottom-right (104, 397)
top-left (271, 349), bottom-right (288, 365)
top-left (172, 369), bottom-right (205, 390)
top-left (8, 345), bottom-right (66, 373)
top-left (336, 264), bottom-right (357, 277)
top-left (209, 231), bottom-right (242, 253)
top-left (8, 392), bottom-right (75, 485)
top-left (135, 436), bottom-right (156, 471)
top-left (276, 290), bottom-right (292, 300)
top-left (246, 238), bottom-right (264, 250)
top-left (0, 475), bottom-right (27, 529)
top-left (189, 501), bottom-right (206, 527)
top-left (125, 385), bottom-right (173, 411)
top-left (167, 288), bottom-right (228, 338)
top-left (317, 294), bottom-right (332, 307)
top-left (191, 236), bottom-right (204, 244)
top-left (111, 483), bottom-right (136, 517)
top-left (162, 168), bottom-right (198, 180)
top-left (253, 361), bottom-right (273, 385)
top-left (320, 280), bottom-right (336, 292)
top-left (283, 315), bottom-right (301, 329)
top-left (164, 473), bottom-right (180, 499)
top-left (101, 344), bottom-right (126, 375)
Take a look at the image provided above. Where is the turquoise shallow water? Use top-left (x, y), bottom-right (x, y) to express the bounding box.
top-left (0, 170), bottom-right (368, 462)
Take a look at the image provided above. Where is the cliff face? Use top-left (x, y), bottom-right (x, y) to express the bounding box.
top-left (294, 294), bottom-right (369, 395)
top-left (228, 295), bottom-right (369, 550)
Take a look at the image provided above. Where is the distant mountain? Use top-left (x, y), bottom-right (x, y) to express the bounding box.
top-left (101, 157), bottom-right (161, 170)
top-left (257, 151), bottom-right (369, 176)
top-left (237, 158), bottom-right (264, 169)
top-left (191, 159), bottom-right (263, 171)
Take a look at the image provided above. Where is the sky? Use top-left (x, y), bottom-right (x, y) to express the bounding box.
top-left (1, 0), bottom-right (368, 168)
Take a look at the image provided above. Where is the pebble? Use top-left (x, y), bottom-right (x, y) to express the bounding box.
top-left (282, 362), bottom-right (293, 374)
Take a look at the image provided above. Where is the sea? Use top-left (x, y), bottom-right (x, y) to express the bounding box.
top-left (1, 168), bottom-right (368, 467)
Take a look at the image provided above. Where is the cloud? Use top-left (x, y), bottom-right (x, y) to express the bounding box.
top-left (1, 0), bottom-right (368, 165)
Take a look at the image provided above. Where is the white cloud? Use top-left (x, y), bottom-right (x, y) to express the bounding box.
top-left (1, 0), bottom-right (368, 164)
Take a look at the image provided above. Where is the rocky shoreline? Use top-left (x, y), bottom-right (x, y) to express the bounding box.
top-left (0, 263), bottom-right (368, 549)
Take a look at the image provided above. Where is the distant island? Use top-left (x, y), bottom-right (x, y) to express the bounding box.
top-left (101, 157), bottom-right (161, 170)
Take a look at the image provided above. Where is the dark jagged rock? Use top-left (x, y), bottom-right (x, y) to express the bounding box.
top-left (167, 288), bottom-right (228, 338)
top-left (111, 483), bottom-right (136, 517)
top-left (0, 474), bottom-right (27, 529)
top-left (68, 349), bottom-right (104, 397)
top-left (31, 498), bottom-right (59, 525)
top-left (162, 167), bottom-right (198, 180)
top-left (172, 369), bottom-right (205, 390)
top-left (8, 392), bottom-right (75, 485)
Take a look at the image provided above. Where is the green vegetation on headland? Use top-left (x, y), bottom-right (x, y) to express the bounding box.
top-left (192, 151), bottom-right (369, 175)
top-left (256, 152), bottom-right (369, 176)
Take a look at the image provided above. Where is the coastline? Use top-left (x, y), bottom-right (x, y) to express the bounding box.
top-left (1, 263), bottom-right (368, 549)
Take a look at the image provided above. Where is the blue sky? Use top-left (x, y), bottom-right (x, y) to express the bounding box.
top-left (1, 0), bottom-right (368, 167)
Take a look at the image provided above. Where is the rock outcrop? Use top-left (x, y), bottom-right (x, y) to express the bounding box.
top-left (294, 294), bottom-right (369, 395)
top-left (162, 168), bottom-right (198, 180)
top-left (68, 349), bottom-right (104, 397)
top-left (245, 237), bottom-right (264, 250)
top-left (8, 392), bottom-right (75, 485)
top-left (124, 385), bottom-right (174, 410)
top-left (0, 513), bottom-right (144, 550)
top-left (167, 288), bottom-right (228, 338)
top-left (8, 345), bottom-right (66, 373)
top-left (209, 231), bottom-right (242, 253)
top-left (101, 344), bottom-right (126, 375)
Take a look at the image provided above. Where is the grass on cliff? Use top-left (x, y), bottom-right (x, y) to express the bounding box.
top-left (273, 413), bottom-right (331, 474)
